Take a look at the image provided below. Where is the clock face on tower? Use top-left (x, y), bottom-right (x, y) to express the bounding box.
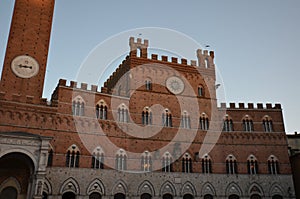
top-left (166, 76), bottom-right (185, 94)
top-left (11, 55), bottom-right (39, 78)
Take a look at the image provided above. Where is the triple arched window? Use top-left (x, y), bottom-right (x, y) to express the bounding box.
top-left (162, 109), bottom-right (172, 127)
top-left (247, 155), bottom-right (258, 175)
top-left (226, 155), bottom-right (237, 174)
top-left (91, 146), bottom-right (104, 169)
top-left (162, 152), bottom-right (173, 172)
top-left (199, 113), bottom-right (209, 130)
top-left (142, 107), bottom-right (152, 125)
top-left (182, 153), bottom-right (192, 173)
top-left (115, 149), bottom-right (127, 171)
top-left (141, 151), bottom-right (152, 172)
top-left (268, 155), bottom-right (279, 174)
top-left (242, 115), bottom-right (254, 132)
top-left (66, 144), bottom-right (80, 168)
top-left (181, 111), bottom-right (191, 129)
top-left (263, 116), bottom-right (273, 132)
top-left (95, 100), bottom-right (107, 120)
top-left (118, 104), bottom-right (129, 123)
top-left (223, 115), bottom-right (234, 132)
top-left (145, 80), bottom-right (152, 90)
top-left (72, 96), bottom-right (85, 116)
top-left (202, 154), bottom-right (212, 174)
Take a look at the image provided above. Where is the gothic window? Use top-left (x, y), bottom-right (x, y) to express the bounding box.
top-left (198, 86), bottom-right (204, 97)
top-left (118, 104), bottom-right (129, 123)
top-left (145, 80), bottom-right (152, 91)
top-left (95, 100), bottom-right (107, 120)
top-left (226, 155), bottom-right (237, 174)
top-left (142, 107), bottom-right (152, 125)
top-left (223, 115), bottom-right (233, 132)
top-left (66, 144), bottom-right (80, 168)
top-left (180, 111), bottom-right (191, 129)
top-left (242, 115), bottom-right (254, 132)
top-left (162, 109), bottom-right (172, 127)
top-left (199, 113), bottom-right (209, 130)
top-left (141, 151), bottom-right (152, 172)
top-left (263, 116), bottom-right (273, 132)
top-left (91, 146), bottom-right (104, 169)
top-left (268, 155), bottom-right (279, 175)
top-left (47, 149), bottom-right (53, 167)
top-left (202, 154), bottom-right (212, 174)
top-left (115, 149), bottom-right (127, 171)
top-left (72, 96), bottom-right (85, 116)
top-left (247, 155), bottom-right (258, 175)
top-left (162, 152), bottom-right (173, 172)
top-left (182, 153), bottom-right (192, 173)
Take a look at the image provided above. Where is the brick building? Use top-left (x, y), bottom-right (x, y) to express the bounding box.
top-left (0, 0), bottom-right (295, 199)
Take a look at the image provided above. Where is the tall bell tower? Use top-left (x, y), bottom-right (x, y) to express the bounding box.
top-left (0, 0), bottom-right (55, 103)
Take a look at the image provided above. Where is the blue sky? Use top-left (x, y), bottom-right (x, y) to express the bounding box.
top-left (0, 0), bottom-right (299, 133)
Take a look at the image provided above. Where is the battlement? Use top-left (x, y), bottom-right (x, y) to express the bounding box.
top-left (56, 79), bottom-right (107, 93)
top-left (219, 102), bottom-right (282, 110)
top-left (129, 37), bottom-right (215, 69)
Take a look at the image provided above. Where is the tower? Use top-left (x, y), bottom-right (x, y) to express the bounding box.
top-left (0, 0), bottom-right (55, 103)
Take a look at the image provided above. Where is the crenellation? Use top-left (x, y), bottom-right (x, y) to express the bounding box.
top-left (239, 103), bottom-right (245, 108)
top-left (230, 103), bottom-right (236, 108)
top-left (171, 57), bottom-right (178, 63)
top-left (220, 103), bottom-right (226, 108)
top-left (275, 103), bottom-right (281, 109)
top-left (181, 58), bottom-right (187, 65)
top-left (81, 83), bottom-right (87, 90)
top-left (219, 102), bottom-right (282, 110)
top-left (70, 81), bottom-right (77, 88)
top-left (257, 103), bottom-right (263, 109)
top-left (266, 103), bottom-right (272, 109)
top-left (248, 103), bottom-right (254, 109)
top-left (190, 60), bottom-right (197, 66)
top-left (162, 55), bottom-right (168, 62)
top-left (91, 85), bottom-right (98, 92)
top-left (151, 54), bottom-right (158, 60)
top-left (58, 79), bottom-right (66, 86)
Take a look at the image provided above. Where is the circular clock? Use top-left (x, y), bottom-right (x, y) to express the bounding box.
top-left (166, 76), bottom-right (185, 94)
top-left (11, 55), bottom-right (39, 78)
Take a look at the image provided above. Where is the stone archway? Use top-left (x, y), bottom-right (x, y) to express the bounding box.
top-left (0, 152), bottom-right (34, 199)
top-left (0, 186), bottom-right (18, 199)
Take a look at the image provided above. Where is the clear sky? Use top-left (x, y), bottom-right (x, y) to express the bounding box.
top-left (0, 0), bottom-right (299, 133)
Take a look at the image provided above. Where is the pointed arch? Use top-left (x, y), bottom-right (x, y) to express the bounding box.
top-left (201, 154), bottom-right (212, 174)
top-left (162, 108), bottom-right (172, 127)
top-left (223, 114), bottom-right (233, 132)
top-left (226, 154), bottom-right (237, 174)
top-left (72, 95), bottom-right (85, 116)
top-left (268, 155), bottom-right (279, 175)
top-left (95, 99), bottom-right (108, 120)
top-left (262, 115), bottom-right (273, 132)
top-left (86, 178), bottom-right (105, 195)
top-left (115, 149), bottom-right (127, 171)
top-left (91, 146), bottom-right (105, 169)
top-left (269, 183), bottom-right (284, 197)
top-left (199, 112), bottom-right (209, 130)
top-left (248, 183), bottom-right (264, 197)
top-left (201, 182), bottom-right (216, 196)
top-left (181, 153), bottom-right (193, 173)
top-left (247, 155), bottom-right (258, 175)
top-left (242, 115), bottom-right (254, 132)
top-left (181, 181), bottom-right (196, 196)
top-left (142, 106), bottom-right (152, 125)
top-left (43, 178), bottom-right (52, 195)
top-left (66, 144), bottom-right (80, 168)
top-left (112, 180), bottom-right (127, 195)
top-left (0, 177), bottom-right (21, 194)
top-left (162, 151), bottom-right (173, 172)
top-left (117, 103), bottom-right (129, 123)
top-left (137, 180), bottom-right (155, 196)
top-left (160, 181), bottom-right (176, 196)
top-left (225, 182), bottom-right (242, 197)
top-left (141, 151), bottom-right (152, 172)
top-left (59, 177), bottom-right (80, 195)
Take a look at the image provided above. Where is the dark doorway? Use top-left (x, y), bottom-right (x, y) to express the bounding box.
top-left (141, 193), bottom-right (152, 199)
top-left (114, 193), bottom-right (125, 199)
top-left (62, 192), bottom-right (76, 199)
top-left (204, 194), bottom-right (213, 199)
top-left (228, 194), bottom-right (240, 199)
top-left (162, 193), bottom-right (173, 199)
top-left (89, 192), bottom-right (101, 199)
top-left (0, 186), bottom-right (18, 199)
top-left (183, 194), bottom-right (194, 199)
top-left (272, 195), bottom-right (283, 199)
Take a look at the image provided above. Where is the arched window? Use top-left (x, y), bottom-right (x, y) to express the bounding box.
top-left (142, 107), bottom-right (152, 125)
top-left (66, 144), bottom-right (80, 168)
top-left (145, 80), bottom-right (152, 91)
top-left (141, 151), bottom-right (152, 172)
top-left (91, 146), bottom-right (104, 169)
top-left (202, 154), bottom-right (212, 174)
top-left (181, 111), bottom-right (191, 129)
top-left (47, 149), bottom-right (53, 167)
top-left (118, 104), bottom-right (129, 123)
top-left (242, 115), bottom-right (254, 132)
top-left (182, 153), bottom-right (192, 173)
top-left (198, 86), bottom-right (204, 97)
top-left (223, 115), bottom-right (233, 132)
top-left (162, 152), bottom-right (173, 172)
top-left (141, 193), bottom-right (152, 199)
top-left (268, 155), bottom-right (279, 175)
top-left (263, 116), bottom-right (273, 132)
top-left (247, 155), bottom-right (258, 175)
top-left (72, 96), bottom-right (85, 116)
top-left (162, 109), bottom-right (172, 127)
top-left (89, 192), bottom-right (102, 199)
top-left (204, 194), bottom-right (214, 199)
top-left (96, 100), bottom-right (107, 120)
top-left (115, 149), bottom-right (127, 171)
top-left (226, 155), bottom-right (237, 174)
top-left (199, 113), bottom-right (209, 130)
top-left (162, 193), bottom-right (173, 199)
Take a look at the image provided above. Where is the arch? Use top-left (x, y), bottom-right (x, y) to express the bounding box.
top-left (269, 184), bottom-right (284, 197)
top-left (199, 112), bottom-right (209, 130)
top-left (91, 146), bottom-right (105, 169)
top-left (115, 149), bottom-right (127, 171)
top-left (162, 193), bottom-right (173, 199)
top-left (201, 154), bottom-right (212, 174)
top-left (201, 182), bottom-right (216, 196)
top-left (268, 155), bottom-right (279, 174)
top-left (162, 152), bottom-right (173, 172)
top-left (62, 192), bottom-right (76, 199)
top-left (95, 100), bottom-right (108, 120)
top-left (112, 180), bottom-right (127, 195)
top-left (242, 115), bottom-right (254, 132)
top-left (43, 178), bottom-right (52, 195)
top-left (160, 181), bottom-right (176, 196)
top-left (0, 186), bottom-right (18, 199)
top-left (59, 177), bottom-right (80, 195)
top-left (72, 95), bottom-right (85, 116)
top-left (181, 153), bottom-right (193, 173)
top-left (141, 193), bottom-right (152, 199)
top-left (141, 151), bottom-right (152, 172)
top-left (86, 179), bottom-right (105, 196)
top-left (142, 107), bottom-right (152, 125)
top-left (226, 154), bottom-right (237, 174)
top-left (137, 180), bottom-right (155, 196)
top-left (247, 155), bottom-right (258, 175)
top-left (89, 192), bottom-right (102, 199)
top-left (262, 115), bottom-right (273, 132)
top-left (248, 183), bottom-right (264, 197)
top-left (181, 181), bottom-right (196, 196)
top-left (223, 115), bottom-right (234, 132)
top-left (225, 183), bottom-right (242, 197)
top-left (66, 144), bottom-right (80, 168)
top-left (162, 109), bottom-right (172, 127)
top-left (0, 177), bottom-right (21, 194)
top-left (117, 104), bottom-right (129, 123)
top-left (181, 111), bottom-right (191, 129)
